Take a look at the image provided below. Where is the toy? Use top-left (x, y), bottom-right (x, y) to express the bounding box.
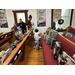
top-left (51, 30), bottom-right (58, 39)
top-left (44, 34), bottom-right (47, 41)
top-left (48, 29), bottom-right (58, 39)
top-left (58, 54), bottom-right (66, 65)
top-left (11, 40), bottom-right (18, 46)
top-left (13, 50), bottom-right (22, 64)
top-left (13, 23), bottom-right (18, 32)
top-left (10, 45), bottom-right (16, 49)
top-left (73, 35), bottom-right (75, 40)
top-left (15, 31), bottom-right (24, 41)
top-left (46, 30), bottom-right (49, 35)
top-left (46, 37), bottom-right (52, 45)
top-left (19, 33), bottom-right (24, 39)
top-left (50, 38), bottom-right (57, 49)
top-left (5, 48), bottom-right (13, 60)
top-left (58, 51), bottom-right (75, 65)
top-left (39, 40), bottom-right (42, 48)
top-left (0, 55), bottom-right (6, 64)
top-left (65, 32), bottom-right (73, 38)
top-left (64, 56), bottom-right (75, 65)
top-left (0, 51), bottom-right (6, 64)
top-left (49, 29), bottom-right (53, 37)
top-left (73, 54), bottom-right (75, 59)
top-left (53, 41), bottom-right (61, 59)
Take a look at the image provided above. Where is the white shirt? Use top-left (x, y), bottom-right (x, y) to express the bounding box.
top-left (34, 32), bottom-right (40, 40)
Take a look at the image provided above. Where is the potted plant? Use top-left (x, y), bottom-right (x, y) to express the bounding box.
top-left (52, 22), bottom-right (56, 30)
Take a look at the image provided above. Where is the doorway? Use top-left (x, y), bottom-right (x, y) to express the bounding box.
top-left (12, 10), bottom-right (28, 24)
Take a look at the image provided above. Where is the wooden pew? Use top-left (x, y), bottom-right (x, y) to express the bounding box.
top-left (0, 28), bottom-right (33, 65)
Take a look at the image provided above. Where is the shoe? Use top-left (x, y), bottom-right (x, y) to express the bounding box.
top-left (36, 47), bottom-right (39, 50)
top-left (33, 46), bottom-right (35, 49)
top-left (36, 48), bottom-right (39, 50)
top-left (39, 46), bottom-right (42, 49)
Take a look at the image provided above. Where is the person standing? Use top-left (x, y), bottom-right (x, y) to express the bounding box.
top-left (27, 15), bottom-right (34, 30)
top-left (18, 19), bottom-right (26, 34)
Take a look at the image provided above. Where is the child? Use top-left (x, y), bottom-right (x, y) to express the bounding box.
top-left (33, 29), bottom-right (42, 50)
top-left (13, 23), bottom-right (18, 32)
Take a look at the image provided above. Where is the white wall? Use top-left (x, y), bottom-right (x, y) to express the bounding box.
top-left (0, 9), bottom-right (52, 34)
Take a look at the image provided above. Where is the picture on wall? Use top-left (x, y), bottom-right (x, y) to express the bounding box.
top-left (0, 9), bottom-right (8, 28)
top-left (37, 9), bottom-right (46, 27)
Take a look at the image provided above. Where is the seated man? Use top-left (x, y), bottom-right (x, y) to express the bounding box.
top-left (33, 29), bottom-right (42, 50)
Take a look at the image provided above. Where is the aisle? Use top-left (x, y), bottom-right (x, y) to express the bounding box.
top-left (16, 37), bottom-right (44, 65)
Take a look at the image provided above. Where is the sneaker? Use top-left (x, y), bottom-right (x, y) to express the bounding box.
top-left (39, 46), bottom-right (42, 49)
top-left (33, 46), bottom-right (35, 49)
top-left (36, 47), bottom-right (39, 50)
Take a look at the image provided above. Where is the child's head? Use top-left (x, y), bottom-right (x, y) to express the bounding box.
top-left (14, 23), bottom-right (17, 28)
top-left (35, 29), bottom-right (39, 33)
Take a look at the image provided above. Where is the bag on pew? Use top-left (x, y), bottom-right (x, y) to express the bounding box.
top-left (53, 41), bottom-right (61, 59)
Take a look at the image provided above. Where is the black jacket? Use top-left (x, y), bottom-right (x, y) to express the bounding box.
top-left (18, 22), bottom-right (26, 34)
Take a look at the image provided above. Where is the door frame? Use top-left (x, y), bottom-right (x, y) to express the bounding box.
top-left (12, 10), bottom-right (28, 24)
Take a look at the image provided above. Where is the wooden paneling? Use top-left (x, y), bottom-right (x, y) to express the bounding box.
top-left (3, 29), bottom-right (33, 65)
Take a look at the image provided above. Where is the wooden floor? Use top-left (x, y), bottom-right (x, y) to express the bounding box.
top-left (16, 44), bottom-right (44, 65)
top-left (0, 36), bottom-right (44, 65)
top-left (16, 37), bottom-right (44, 65)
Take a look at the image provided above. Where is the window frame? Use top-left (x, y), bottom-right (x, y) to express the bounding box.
top-left (51, 9), bottom-right (73, 32)
top-left (12, 10), bottom-right (28, 24)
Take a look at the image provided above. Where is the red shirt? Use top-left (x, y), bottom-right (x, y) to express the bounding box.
top-left (27, 20), bottom-right (31, 30)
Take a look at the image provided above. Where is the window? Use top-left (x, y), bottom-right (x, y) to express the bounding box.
top-left (51, 9), bottom-right (73, 32)
top-left (12, 10), bottom-right (28, 24)
top-left (16, 13), bottom-right (26, 23)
